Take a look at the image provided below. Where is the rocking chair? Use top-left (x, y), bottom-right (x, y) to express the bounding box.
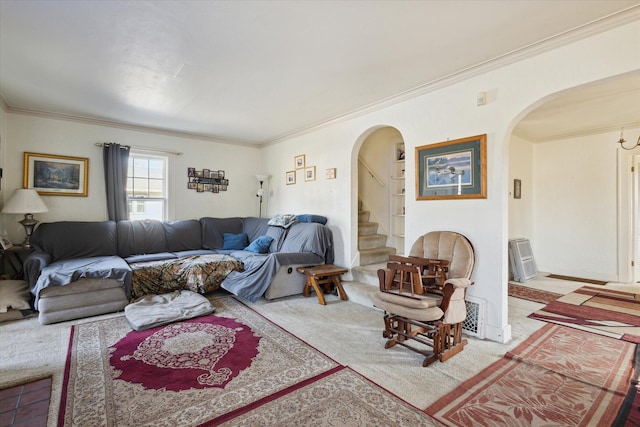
top-left (371, 231), bottom-right (475, 366)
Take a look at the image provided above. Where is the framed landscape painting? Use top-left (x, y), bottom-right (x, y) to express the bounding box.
top-left (415, 134), bottom-right (486, 200)
top-left (24, 152), bottom-right (89, 196)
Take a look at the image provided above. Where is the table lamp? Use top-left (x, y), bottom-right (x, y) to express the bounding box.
top-left (1, 188), bottom-right (49, 247)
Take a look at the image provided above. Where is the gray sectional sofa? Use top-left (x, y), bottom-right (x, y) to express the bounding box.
top-left (24, 216), bottom-right (333, 324)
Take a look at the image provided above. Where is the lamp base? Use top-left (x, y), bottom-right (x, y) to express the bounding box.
top-left (19, 213), bottom-right (39, 248)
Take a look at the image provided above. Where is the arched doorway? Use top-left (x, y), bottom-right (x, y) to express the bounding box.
top-left (356, 126), bottom-right (404, 266)
top-left (508, 72), bottom-right (640, 284)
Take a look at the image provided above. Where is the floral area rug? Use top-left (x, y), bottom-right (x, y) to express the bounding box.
top-left (529, 286), bottom-right (640, 343)
top-left (426, 323), bottom-right (635, 426)
top-left (508, 282), bottom-right (562, 304)
top-left (59, 295), bottom-right (438, 426)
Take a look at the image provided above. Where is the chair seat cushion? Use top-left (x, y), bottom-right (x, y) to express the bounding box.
top-left (372, 292), bottom-right (444, 322)
top-left (374, 291), bottom-right (441, 309)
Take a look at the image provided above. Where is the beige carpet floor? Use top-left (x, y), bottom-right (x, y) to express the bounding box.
top-left (0, 274), bottom-right (635, 425)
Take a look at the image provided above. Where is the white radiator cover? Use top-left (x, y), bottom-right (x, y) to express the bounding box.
top-left (509, 238), bottom-right (538, 283)
top-left (463, 295), bottom-right (486, 339)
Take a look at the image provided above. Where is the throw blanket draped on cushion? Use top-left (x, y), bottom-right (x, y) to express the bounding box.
top-left (129, 254), bottom-right (243, 300)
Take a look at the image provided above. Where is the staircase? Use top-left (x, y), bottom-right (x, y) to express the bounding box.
top-left (358, 208), bottom-right (396, 265)
top-left (342, 206), bottom-right (396, 308)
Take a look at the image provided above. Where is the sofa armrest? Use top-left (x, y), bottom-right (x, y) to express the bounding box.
top-left (23, 251), bottom-right (52, 289)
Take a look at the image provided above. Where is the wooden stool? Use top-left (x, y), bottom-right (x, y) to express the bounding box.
top-left (297, 265), bottom-right (348, 305)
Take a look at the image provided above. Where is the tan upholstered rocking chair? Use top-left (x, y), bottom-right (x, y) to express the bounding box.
top-left (371, 231), bottom-right (475, 367)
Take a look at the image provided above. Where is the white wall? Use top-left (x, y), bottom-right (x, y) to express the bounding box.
top-left (0, 106), bottom-right (6, 204)
top-left (508, 135), bottom-right (534, 241)
top-left (533, 129), bottom-right (640, 282)
top-left (261, 20), bottom-right (640, 343)
top-left (1, 113), bottom-right (262, 243)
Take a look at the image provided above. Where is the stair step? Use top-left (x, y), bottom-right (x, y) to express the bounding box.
top-left (352, 263), bottom-right (387, 286)
top-left (341, 280), bottom-right (381, 309)
top-left (359, 247), bottom-right (396, 265)
top-left (358, 210), bottom-right (370, 223)
top-left (358, 234), bottom-right (387, 250)
top-left (358, 222), bottom-right (378, 236)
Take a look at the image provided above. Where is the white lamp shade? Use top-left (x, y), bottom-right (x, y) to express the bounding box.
top-left (255, 174), bottom-right (270, 182)
top-left (1, 189), bottom-right (49, 214)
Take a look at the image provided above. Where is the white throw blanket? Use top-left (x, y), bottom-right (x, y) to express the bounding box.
top-left (124, 290), bottom-right (215, 331)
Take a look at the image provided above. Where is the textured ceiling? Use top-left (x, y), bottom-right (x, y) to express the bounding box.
top-left (1, 1), bottom-right (639, 144)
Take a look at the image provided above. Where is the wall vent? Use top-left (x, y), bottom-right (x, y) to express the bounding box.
top-left (463, 295), bottom-right (486, 339)
top-left (509, 238), bottom-right (538, 283)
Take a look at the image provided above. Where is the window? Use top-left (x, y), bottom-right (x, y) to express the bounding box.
top-left (126, 152), bottom-right (168, 221)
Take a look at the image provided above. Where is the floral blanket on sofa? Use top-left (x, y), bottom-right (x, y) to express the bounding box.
top-left (129, 254), bottom-right (244, 300)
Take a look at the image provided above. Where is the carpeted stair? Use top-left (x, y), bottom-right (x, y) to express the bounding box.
top-left (358, 209), bottom-right (396, 266)
top-left (342, 262), bottom-right (386, 308)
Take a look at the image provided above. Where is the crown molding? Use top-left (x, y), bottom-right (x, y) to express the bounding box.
top-left (4, 105), bottom-right (260, 148)
top-left (2, 5), bottom-right (639, 148)
top-left (266, 5), bottom-right (640, 146)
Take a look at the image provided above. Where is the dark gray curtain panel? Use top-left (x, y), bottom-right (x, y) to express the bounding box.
top-left (103, 143), bottom-right (130, 221)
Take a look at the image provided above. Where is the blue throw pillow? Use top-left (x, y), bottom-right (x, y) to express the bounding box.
top-left (244, 235), bottom-right (274, 254)
top-left (295, 214), bottom-right (328, 225)
top-left (222, 233), bottom-right (249, 250)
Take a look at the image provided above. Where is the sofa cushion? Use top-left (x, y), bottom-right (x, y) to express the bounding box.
top-left (172, 249), bottom-right (216, 258)
top-left (32, 256), bottom-right (132, 309)
top-left (124, 290), bottom-right (215, 331)
top-left (31, 221), bottom-right (118, 262)
top-left (242, 217), bottom-right (270, 242)
top-left (223, 233), bottom-right (249, 250)
top-left (265, 226), bottom-right (288, 253)
top-left (117, 219), bottom-right (166, 257)
top-left (244, 235), bottom-right (274, 254)
top-left (200, 217), bottom-right (244, 249)
top-left (163, 220), bottom-right (202, 252)
top-left (124, 252), bottom-right (177, 264)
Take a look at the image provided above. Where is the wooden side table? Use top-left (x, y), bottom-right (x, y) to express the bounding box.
top-left (297, 264), bottom-right (348, 305)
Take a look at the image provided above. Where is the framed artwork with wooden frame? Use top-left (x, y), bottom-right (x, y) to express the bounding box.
top-left (513, 179), bottom-right (522, 199)
top-left (24, 152), bottom-right (89, 196)
top-left (304, 166), bottom-right (316, 182)
top-left (294, 154), bottom-right (305, 170)
top-left (415, 134), bottom-right (487, 200)
top-left (286, 170), bottom-right (296, 185)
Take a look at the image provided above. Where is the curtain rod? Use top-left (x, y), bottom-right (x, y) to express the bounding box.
top-left (95, 142), bottom-right (183, 156)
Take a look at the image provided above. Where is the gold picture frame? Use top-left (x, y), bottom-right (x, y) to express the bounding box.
top-left (415, 134), bottom-right (487, 200)
top-left (304, 166), bottom-right (316, 182)
top-left (326, 168), bottom-right (336, 179)
top-left (24, 152), bottom-right (89, 196)
top-left (294, 154), bottom-right (305, 170)
top-left (286, 170), bottom-right (296, 185)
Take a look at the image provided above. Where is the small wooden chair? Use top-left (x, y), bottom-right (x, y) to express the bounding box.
top-left (388, 254), bottom-right (449, 294)
top-left (371, 231), bottom-right (474, 367)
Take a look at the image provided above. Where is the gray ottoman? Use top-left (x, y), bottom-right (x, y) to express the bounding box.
top-left (37, 278), bottom-right (128, 325)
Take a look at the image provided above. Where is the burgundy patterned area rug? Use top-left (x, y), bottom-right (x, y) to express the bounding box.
top-left (59, 296), bottom-right (439, 426)
top-left (58, 296), bottom-right (338, 426)
top-left (529, 286), bottom-right (640, 343)
top-left (426, 323), bottom-right (635, 426)
top-left (508, 282), bottom-right (562, 304)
